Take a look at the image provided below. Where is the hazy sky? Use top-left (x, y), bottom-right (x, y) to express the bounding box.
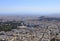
top-left (0, 0), bottom-right (60, 15)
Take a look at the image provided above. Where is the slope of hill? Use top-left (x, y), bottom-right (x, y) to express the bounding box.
top-left (46, 13), bottom-right (60, 17)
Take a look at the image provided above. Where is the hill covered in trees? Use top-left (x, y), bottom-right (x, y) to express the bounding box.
top-left (39, 16), bottom-right (60, 21)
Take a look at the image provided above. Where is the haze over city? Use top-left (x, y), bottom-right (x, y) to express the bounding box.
top-left (0, 0), bottom-right (60, 41)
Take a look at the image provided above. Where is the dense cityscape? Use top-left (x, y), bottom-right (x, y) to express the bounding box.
top-left (0, 0), bottom-right (60, 41)
top-left (0, 16), bottom-right (60, 41)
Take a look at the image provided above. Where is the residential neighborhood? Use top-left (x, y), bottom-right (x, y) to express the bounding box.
top-left (0, 16), bottom-right (60, 41)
